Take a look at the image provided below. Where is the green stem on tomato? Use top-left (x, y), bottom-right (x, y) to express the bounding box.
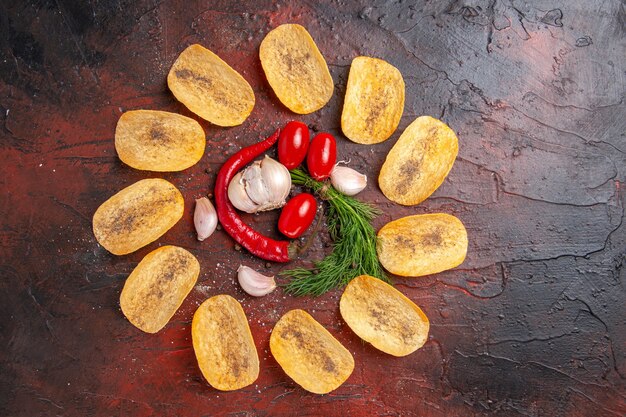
top-left (281, 168), bottom-right (389, 296)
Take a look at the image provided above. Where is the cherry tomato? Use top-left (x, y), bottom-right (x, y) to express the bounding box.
top-left (307, 132), bottom-right (337, 180)
top-left (278, 193), bottom-right (317, 238)
top-left (278, 121), bottom-right (310, 170)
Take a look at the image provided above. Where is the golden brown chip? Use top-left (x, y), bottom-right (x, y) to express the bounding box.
top-left (120, 246), bottom-right (199, 333)
top-left (92, 178), bottom-right (184, 255)
top-left (270, 309), bottom-right (354, 394)
top-left (115, 110), bottom-right (205, 172)
top-left (167, 44), bottom-right (255, 126)
top-left (340, 275), bottom-right (429, 357)
top-left (259, 24), bottom-right (333, 114)
top-left (341, 56), bottom-right (405, 144)
top-left (377, 213), bottom-right (468, 277)
top-left (379, 116), bottom-right (458, 205)
top-left (192, 295), bottom-right (259, 391)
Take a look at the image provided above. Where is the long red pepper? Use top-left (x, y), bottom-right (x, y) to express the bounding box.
top-left (214, 129), bottom-right (292, 262)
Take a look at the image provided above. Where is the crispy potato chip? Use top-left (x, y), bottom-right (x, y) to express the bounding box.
top-left (115, 110), bottom-right (205, 172)
top-left (92, 178), bottom-right (184, 255)
top-left (340, 275), bottom-right (429, 357)
top-left (259, 24), bottom-right (333, 114)
top-left (192, 295), bottom-right (259, 391)
top-left (120, 246), bottom-right (199, 333)
top-left (341, 56), bottom-right (405, 144)
top-left (379, 116), bottom-right (458, 205)
top-left (377, 213), bottom-right (468, 277)
top-left (167, 44), bottom-right (255, 126)
top-left (270, 309), bottom-right (354, 394)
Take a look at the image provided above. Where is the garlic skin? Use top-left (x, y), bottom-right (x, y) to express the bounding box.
top-left (243, 162), bottom-right (271, 206)
top-left (237, 265), bottom-right (277, 297)
top-left (228, 156), bottom-right (292, 213)
top-left (260, 155), bottom-right (291, 204)
top-left (228, 171), bottom-right (261, 213)
top-left (194, 197), bottom-right (218, 241)
top-left (330, 165), bottom-right (367, 196)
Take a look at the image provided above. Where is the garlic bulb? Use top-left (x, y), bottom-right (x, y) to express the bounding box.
top-left (228, 156), bottom-right (291, 213)
top-left (330, 165), bottom-right (367, 196)
top-left (194, 197), bottom-right (218, 241)
top-left (237, 265), bottom-right (277, 297)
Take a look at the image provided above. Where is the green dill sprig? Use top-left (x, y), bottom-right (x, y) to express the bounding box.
top-left (282, 168), bottom-right (389, 296)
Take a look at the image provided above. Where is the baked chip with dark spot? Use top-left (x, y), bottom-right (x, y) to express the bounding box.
top-left (377, 213), bottom-right (468, 277)
top-left (340, 275), bottom-right (429, 356)
top-left (120, 246), bottom-right (199, 333)
top-left (192, 295), bottom-right (259, 391)
top-left (270, 309), bottom-right (353, 394)
top-left (341, 56), bottom-right (405, 144)
top-left (167, 44), bottom-right (254, 126)
top-left (92, 178), bottom-right (184, 255)
top-left (259, 24), bottom-right (333, 114)
top-left (379, 116), bottom-right (458, 205)
top-left (115, 110), bottom-right (205, 171)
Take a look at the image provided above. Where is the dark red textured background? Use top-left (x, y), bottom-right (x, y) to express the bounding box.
top-left (1, 1), bottom-right (625, 416)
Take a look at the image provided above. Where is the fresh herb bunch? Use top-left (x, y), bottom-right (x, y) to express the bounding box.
top-left (282, 168), bottom-right (389, 296)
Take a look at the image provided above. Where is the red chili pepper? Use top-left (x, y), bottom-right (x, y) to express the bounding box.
top-left (214, 129), bottom-right (292, 262)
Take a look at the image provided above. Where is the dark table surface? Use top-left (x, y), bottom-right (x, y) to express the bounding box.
top-left (1, 1), bottom-right (624, 416)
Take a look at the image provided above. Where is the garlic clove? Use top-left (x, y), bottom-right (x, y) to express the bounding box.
top-left (330, 165), bottom-right (367, 196)
top-left (228, 172), bottom-right (260, 213)
top-left (237, 265), bottom-right (277, 297)
top-left (194, 196), bottom-right (218, 241)
top-left (260, 155), bottom-right (292, 204)
top-left (242, 161), bottom-right (272, 207)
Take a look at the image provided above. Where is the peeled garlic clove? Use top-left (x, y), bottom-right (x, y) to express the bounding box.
top-left (228, 172), bottom-right (260, 213)
top-left (237, 265), bottom-right (277, 297)
top-left (194, 197), bottom-right (218, 241)
top-left (243, 161), bottom-right (272, 206)
top-left (260, 155), bottom-right (291, 204)
top-left (330, 165), bottom-right (367, 196)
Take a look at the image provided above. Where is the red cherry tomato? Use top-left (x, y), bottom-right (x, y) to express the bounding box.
top-left (278, 121), bottom-right (310, 170)
top-left (278, 193), bottom-right (317, 238)
top-left (307, 132), bottom-right (337, 180)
